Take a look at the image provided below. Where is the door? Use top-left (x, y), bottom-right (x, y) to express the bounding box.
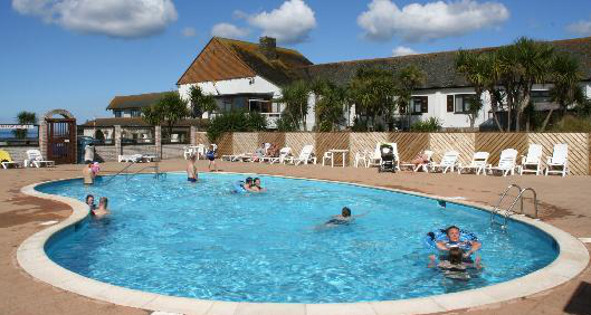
top-left (47, 118), bottom-right (76, 164)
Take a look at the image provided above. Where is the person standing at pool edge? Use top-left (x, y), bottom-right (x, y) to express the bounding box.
top-left (187, 154), bottom-right (198, 182)
top-left (207, 144), bottom-right (218, 172)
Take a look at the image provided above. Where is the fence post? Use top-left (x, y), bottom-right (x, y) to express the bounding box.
top-left (155, 125), bottom-right (162, 159)
top-left (39, 121), bottom-right (47, 159)
top-left (190, 125), bottom-right (197, 145)
top-left (114, 125), bottom-right (122, 159)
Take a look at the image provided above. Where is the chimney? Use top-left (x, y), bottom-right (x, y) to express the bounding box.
top-left (259, 36), bottom-right (277, 60)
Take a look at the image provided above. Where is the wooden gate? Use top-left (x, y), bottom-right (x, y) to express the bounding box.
top-left (47, 118), bottom-right (76, 164)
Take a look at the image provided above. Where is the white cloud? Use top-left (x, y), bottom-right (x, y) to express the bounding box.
top-left (211, 23), bottom-right (250, 38)
top-left (392, 46), bottom-right (419, 57)
top-left (357, 0), bottom-right (509, 42)
top-left (182, 27), bottom-right (197, 37)
top-left (246, 0), bottom-right (316, 44)
top-left (567, 15), bottom-right (591, 36)
top-left (12, 0), bottom-right (178, 38)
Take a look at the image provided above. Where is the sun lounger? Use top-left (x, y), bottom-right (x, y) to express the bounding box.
top-left (263, 147), bottom-right (292, 164)
top-left (400, 150), bottom-right (434, 172)
top-left (286, 145), bottom-right (316, 166)
top-left (0, 150), bottom-right (22, 169)
top-left (487, 149), bottom-right (518, 176)
top-left (545, 143), bottom-right (569, 176)
top-left (25, 149), bottom-right (55, 168)
top-left (519, 144), bottom-right (543, 175)
top-left (429, 151), bottom-right (459, 173)
top-left (458, 151), bottom-right (489, 175)
top-left (118, 154), bottom-right (144, 163)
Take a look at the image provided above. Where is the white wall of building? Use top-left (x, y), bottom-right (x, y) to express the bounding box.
top-left (411, 87), bottom-right (489, 128)
top-left (178, 76), bottom-right (282, 103)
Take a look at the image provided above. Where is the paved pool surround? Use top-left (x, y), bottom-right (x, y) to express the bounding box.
top-left (17, 173), bottom-right (589, 315)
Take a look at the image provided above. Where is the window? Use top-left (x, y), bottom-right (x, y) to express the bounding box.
top-left (131, 110), bottom-right (142, 117)
top-left (531, 90), bottom-right (551, 105)
top-left (114, 111), bottom-right (122, 118)
top-left (447, 95), bottom-right (454, 112)
top-left (454, 94), bottom-right (477, 114)
top-left (410, 96), bottom-right (428, 114)
top-left (223, 100), bottom-right (232, 112)
top-left (249, 99), bottom-right (273, 113)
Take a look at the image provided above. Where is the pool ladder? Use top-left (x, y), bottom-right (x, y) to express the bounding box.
top-left (490, 184), bottom-right (539, 229)
top-left (103, 160), bottom-right (164, 184)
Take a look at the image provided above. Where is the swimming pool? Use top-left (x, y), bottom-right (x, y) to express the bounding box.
top-left (39, 173), bottom-right (558, 303)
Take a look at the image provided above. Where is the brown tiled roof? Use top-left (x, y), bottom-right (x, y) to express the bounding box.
top-left (296, 36), bottom-right (591, 89)
top-left (81, 117), bottom-right (206, 127)
top-left (177, 37), bottom-right (313, 86)
top-left (107, 92), bottom-right (169, 110)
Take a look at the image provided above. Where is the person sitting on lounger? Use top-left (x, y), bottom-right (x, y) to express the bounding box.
top-left (252, 143), bottom-right (266, 162)
top-left (92, 197), bottom-right (111, 218)
top-left (187, 154), bottom-right (198, 183)
top-left (411, 152), bottom-right (430, 170)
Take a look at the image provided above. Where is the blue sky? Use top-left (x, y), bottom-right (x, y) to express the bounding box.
top-left (0, 0), bottom-right (590, 123)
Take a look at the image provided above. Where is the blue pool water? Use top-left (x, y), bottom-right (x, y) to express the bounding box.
top-left (40, 173), bottom-right (558, 303)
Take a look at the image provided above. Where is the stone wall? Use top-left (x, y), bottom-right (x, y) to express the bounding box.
top-left (162, 144), bottom-right (186, 160)
top-left (94, 145), bottom-right (117, 162)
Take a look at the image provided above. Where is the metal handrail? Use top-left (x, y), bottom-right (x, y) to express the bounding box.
top-left (491, 184), bottom-right (539, 229)
top-left (102, 162), bottom-right (135, 184)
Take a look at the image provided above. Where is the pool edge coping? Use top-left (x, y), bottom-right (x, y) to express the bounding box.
top-left (16, 173), bottom-right (590, 315)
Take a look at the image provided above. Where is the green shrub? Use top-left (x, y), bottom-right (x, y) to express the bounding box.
top-left (410, 117), bottom-right (442, 132)
top-left (207, 111), bottom-right (267, 143)
top-left (549, 115), bottom-right (591, 132)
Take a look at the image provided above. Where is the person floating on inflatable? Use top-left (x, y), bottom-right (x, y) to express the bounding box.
top-left (426, 225), bottom-right (482, 269)
top-left (232, 177), bottom-right (265, 194)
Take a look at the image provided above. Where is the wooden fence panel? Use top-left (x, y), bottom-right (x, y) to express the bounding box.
top-left (390, 133), bottom-right (429, 163)
top-left (349, 133), bottom-right (389, 165)
top-left (285, 133), bottom-right (316, 159)
top-left (528, 133), bottom-right (589, 175)
top-left (429, 133), bottom-right (475, 165)
top-left (258, 132), bottom-right (286, 149)
top-left (316, 133), bottom-right (350, 166)
top-left (233, 133), bottom-right (258, 155)
top-left (475, 133), bottom-right (528, 166)
top-left (194, 132), bottom-right (210, 147)
top-left (216, 133), bottom-right (233, 156)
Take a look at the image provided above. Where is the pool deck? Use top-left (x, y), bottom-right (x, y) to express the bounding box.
top-left (1, 159), bottom-right (590, 315)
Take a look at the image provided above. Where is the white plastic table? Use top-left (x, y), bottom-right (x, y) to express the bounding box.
top-left (329, 149), bottom-right (348, 168)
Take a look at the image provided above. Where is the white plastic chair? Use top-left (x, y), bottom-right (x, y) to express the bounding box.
top-left (429, 151), bottom-right (459, 173)
top-left (353, 150), bottom-right (371, 168)
top-left (458, 151), bottom-right (490, 175)
top-left (488, 149), bottom-right (518, 176)
top-left (545, 144), bottom-right (569, 177)
top-left (266, 147), bottom-right (292, 164)
top-left (25, 149), bottom-right (55, 168)
top-left (287, 145), bottom-right (316, 166)
top-left (322, 151), bottom-right (334, 166)
top-left (520, 144), bottom-right (543, 175)
top-left (367, 143), bottom-right (383, 168)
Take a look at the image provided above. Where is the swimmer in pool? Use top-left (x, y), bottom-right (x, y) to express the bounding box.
top-left (324, 207), bottom-right (369, 227)
top-left (250, 177), bottom-right (267, 192)
top-left (429, 225), bottom-right (482, 269)
top-left (187, 154), bottom-right (198, 182)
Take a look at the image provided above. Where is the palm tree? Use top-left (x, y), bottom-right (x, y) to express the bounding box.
top-left (348, 68), bottom-right (398, 130)
top-left (481, 52), bottom-right (505, 131)
top-left (456, 50), bottom-right (487, 129)
top-left (395, 65), bottom-right (426, 130)
top-left (277, 81), bottom-right (310, 131)
top-left (511, 37), bottom-right (555, 131)
top-left (142, 92), bottom-right (189, 135)
top-left (311, 79), bottom-right (347, 131)
top-left (14, 111), bottom-right (37, 139)
top-left (188, 85), bottom-right (217, 120)
top-left (540, 53), bottom-right (584, 131)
